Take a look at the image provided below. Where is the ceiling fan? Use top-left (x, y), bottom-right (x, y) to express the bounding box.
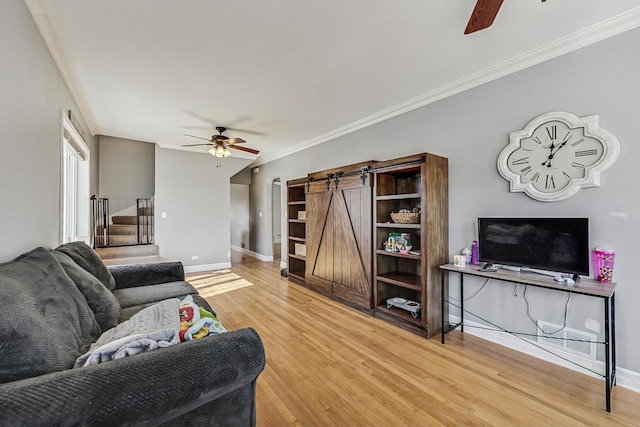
top-left (465, 0), bottom-right (547, 34)
top-left (182, 127), bottom-right (260, 158)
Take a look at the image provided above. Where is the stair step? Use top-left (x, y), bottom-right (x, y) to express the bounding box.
top-left (137, 206), bottom-right (154, 216)
top-left (95, 244), bottom-right (159, 259)
top-left (102, 255), bottom-right (164, 266)
top-left (104, 224), bottom-right (137, 235)
top-left (107, 235), bottom-right (139, 246)
top-left (111, 215), bottom-right (137, 225)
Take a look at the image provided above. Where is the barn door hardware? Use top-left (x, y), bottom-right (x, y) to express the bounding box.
top-left (325, 173), bottom-right (335, 190)
top-left (360, 166), bottom-right (370, 185)
top-left (334, 172), bottom-right (344, 189)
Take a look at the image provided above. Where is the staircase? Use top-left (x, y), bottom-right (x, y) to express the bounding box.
top-left (93, 198), bottom-right (161, 266)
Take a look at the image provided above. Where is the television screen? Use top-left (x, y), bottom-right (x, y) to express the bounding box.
top-left (478, 218), bottom-right (589, 276)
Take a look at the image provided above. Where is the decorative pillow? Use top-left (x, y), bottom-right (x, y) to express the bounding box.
top-left (52, 251), bottom-right (121, 332)
top-left (55, 241), bottom-right (116, 291)
top-left (0, 247), bottom-right (100, 384)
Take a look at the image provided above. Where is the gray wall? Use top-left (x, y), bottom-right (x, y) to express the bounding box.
top-left (230, 183), bottom-right (250, 249)
top-left (249, 28), bottom-right (640, 373)
top-left (98, 136), bottom-right (155, 214)
top-left (231, 166), bottom-right (252, 185)
top-left (0, 0), bottom-right (99, 261)
top-left (155, 147), bottom-right (252, 269)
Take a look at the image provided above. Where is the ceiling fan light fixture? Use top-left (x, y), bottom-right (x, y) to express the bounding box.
top-left (208, 144), bottom-right (232, 158)
top-left (183, 126), bottom-right (258, 157)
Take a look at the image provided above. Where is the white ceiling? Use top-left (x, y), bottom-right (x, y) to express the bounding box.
top-left (27, 0), bottom-right (640, 165)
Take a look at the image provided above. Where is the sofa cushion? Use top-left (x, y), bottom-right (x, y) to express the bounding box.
top-left (55, 241), bottom-right (116, 291)
top-left (119, 293), bottom-right (216, 323)
top-left (52, 251), bottom-right (121, 332)
top-left (0, 247), bottom-right (100, 384)
top-left (113, 281), bottom-right (198, 309)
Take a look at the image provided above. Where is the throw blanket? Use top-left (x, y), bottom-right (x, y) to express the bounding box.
top-left (179, 295), bottom-right (227, 341)
top-left (75, 299), bottom-right (180, 367)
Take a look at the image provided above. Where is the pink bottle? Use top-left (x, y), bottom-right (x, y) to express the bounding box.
top-left (593, 247), bottom-right (615, 283)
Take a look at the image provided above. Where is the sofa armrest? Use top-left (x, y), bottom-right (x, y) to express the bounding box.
top-left (109, 261), bottom-right (185, 289)
top-left (0, 328), bottom-right (265, 426)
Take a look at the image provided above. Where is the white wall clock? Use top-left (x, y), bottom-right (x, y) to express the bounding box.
top-left (497, 111), bottom-right (620, 202)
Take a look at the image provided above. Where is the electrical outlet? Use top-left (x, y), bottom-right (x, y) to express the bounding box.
top-left (191, 255), bottom-right (199, 261)
top-left (161, 212), bottom-right (167, 219)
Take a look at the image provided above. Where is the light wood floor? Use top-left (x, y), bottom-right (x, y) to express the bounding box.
top-left (188, 252), bottom-right (640, 426)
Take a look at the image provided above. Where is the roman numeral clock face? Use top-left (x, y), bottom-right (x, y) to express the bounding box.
top-left (507, 121), bottom-right (602, 192)
top-left (497, 112), bottom-right (620, 201)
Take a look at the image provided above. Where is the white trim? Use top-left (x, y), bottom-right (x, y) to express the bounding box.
top-left (253, 7), bottom-right (640, 167)
top-left (617, 366), bottom-right (640, 393)
top-left (231, 245), bottom-right (273, 262)
top-left (183, 262), bottom-right (231, 273)
top-left (26, 0), bottom-right (640, 166)
top-left (60, 111), bottom-right (91, 245)
top-left (280, 260), bottom-right (287, 269)
top-left (62, 111), bottom-right (89, 155)
top-left (447, 315), bottom-right (640, 394)
top-left (24, 0), bottom-right (99, 135)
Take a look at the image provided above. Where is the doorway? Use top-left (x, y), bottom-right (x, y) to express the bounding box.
top-left (271, 178), bottom-right (281, 261)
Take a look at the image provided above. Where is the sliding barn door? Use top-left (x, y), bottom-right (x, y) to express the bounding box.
top-left (305, 176), bottom-right (372, 310)
top-left (305, 190), bottom-right (334, 295)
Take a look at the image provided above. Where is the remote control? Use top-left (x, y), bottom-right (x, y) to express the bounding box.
top-left (479, 263), bottom-right (498, 272)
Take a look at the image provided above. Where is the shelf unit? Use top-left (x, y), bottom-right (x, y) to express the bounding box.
top-left (372, 153), bottom-right (448, 338)
top-left (286, 178), bottom-right (307, 283)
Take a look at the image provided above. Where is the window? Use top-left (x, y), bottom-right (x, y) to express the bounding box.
top-left (61, 112), bottom-right (90, 244)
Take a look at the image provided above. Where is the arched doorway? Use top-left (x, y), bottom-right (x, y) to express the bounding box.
top-left (271, 178), bottom-right (282, 261)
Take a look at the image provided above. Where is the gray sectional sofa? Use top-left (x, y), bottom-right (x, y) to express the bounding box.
top-left (0, 242), bottom-right (265, 426)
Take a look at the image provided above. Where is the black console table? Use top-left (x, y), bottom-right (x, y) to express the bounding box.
top-left (440, 263), bottom-right (616, 412)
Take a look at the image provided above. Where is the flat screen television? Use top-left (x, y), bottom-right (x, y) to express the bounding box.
top-left (478, 218), bottom-right (589, 276)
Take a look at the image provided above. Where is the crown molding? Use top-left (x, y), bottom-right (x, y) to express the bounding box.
top-left (24, 0), bottom-right (99, 136)
top-left (22, 1), bottom-right (640, 159)
top-left (255, 7), bottom-right (640, 167)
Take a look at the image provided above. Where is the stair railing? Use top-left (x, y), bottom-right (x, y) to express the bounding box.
top-left (92, 197), bottom-right (110, 248)
top-left (137, 198), bottom-right (154, 244)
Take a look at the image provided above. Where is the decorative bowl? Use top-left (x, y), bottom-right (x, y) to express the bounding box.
top-left (391, 209), bottom-right (420, 224)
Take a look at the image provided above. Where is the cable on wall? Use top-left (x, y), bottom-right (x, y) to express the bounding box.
top-left (524, 285), bottom-right (571, 336)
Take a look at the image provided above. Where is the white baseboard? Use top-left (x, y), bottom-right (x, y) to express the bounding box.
top-left (231, 245), bottom-right (273, 262)
top-left (448, 315), bottom-right (640, 393)
top-left (184, 262), bottom-right (231, 273)
top-left (617, 366), bottom-right (640, 393)
top-left (280, 260), bottom-right (287, 269)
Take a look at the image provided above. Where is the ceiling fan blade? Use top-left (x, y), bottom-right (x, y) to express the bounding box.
top-left (230, 145), bottom-right (260, 155)
top-left (226, 137), bottom-right (246, 145)
top-left (181, 143), bottom-right (212, 147)
top-left (464, 0), bottom-right (504, 34)
top-left (184, 134), bottom-right (211, 141)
